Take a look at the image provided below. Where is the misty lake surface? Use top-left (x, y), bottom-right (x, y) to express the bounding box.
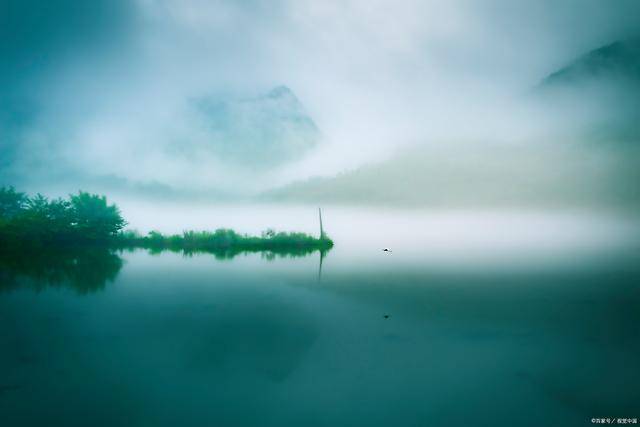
top-left (1, 207), bottom-right (639, 427)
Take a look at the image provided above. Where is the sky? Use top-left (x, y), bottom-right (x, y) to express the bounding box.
top-left (2, 0), bottom-right (640, 196)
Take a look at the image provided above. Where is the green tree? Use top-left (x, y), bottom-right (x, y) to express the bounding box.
top-left (69, 192), bottom-right (126, 239)
top-left (0, 186), bottom-right (28, 219)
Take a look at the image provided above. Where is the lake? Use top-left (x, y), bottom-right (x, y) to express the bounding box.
top-left (1, 207), bottom-right (639, 426)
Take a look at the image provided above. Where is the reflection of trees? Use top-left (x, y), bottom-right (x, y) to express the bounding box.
top-left (119, 228), bottom-right (333, 262)
top-left (0, 244), bottom-right (329, 294)
top-left (143, 244), bottom-right (326, 261)
top-left (0, 248), bottom-right (123, 294)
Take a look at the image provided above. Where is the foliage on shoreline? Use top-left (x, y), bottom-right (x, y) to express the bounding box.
top-left (0, 186), bottom-right (333, 292)
top-left (0, 187), bottom-right (333, 256)
top-left (115, 228), bottom-right (333, 259)
top-left (0, 187), bottom-right (126, 248)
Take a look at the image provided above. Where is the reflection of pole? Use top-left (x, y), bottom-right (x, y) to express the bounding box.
top-left (318, 208), bottom-right (326, 281)
top-left (318, 249), bottom-right (325, 281)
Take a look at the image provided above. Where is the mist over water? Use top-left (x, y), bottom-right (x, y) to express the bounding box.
top-left (119, 201), bottom-right (640, 269)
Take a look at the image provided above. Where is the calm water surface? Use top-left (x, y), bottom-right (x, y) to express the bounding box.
top-left (1, 208), bottom-right (639, 426)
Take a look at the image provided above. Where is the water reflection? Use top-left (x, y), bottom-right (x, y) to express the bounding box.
top-left (0, 210), bottom-right (638, 427)
top-left (0, 248), bottom-right (124, 294)
top-left (0, 245), bottom-right (329, 293)
top-left (139, 245), bottom-right (330, 261)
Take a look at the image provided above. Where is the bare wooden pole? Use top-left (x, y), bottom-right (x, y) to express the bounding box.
top-left (318, 207), bottom-right (324, 239)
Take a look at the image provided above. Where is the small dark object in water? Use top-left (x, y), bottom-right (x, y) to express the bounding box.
top-left (383, 314), bottom-right (390, 319)
top-left (382, 248), bottom-right (392, 253)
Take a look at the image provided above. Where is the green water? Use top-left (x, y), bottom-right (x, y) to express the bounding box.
top-left (1, 210), bottom-right (639, 426)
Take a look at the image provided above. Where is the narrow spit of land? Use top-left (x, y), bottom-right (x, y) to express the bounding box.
top-left (115, 229), bottom-right (333, 258)
top-left (0, 187), bottom-right (334, 258)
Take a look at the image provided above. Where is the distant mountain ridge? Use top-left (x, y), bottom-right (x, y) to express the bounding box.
top-left (535, 38), bottom-right (640, 141)
top-left (540, 38), bottom-right (640, 87)
top-left (261, 143), bottom-right (640, 209)
top-left (260, 40), bottom-right (640, 208)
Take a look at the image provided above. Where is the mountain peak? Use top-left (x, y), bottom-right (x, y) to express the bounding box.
top-left (192, 86), bottom-right (320, 170)
top-left (541, 38), bottom-right (640, 86)
top-left (267, 85), bottom-right (294, 98)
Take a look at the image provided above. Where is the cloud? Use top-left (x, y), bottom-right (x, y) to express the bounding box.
top-left (0, 0), bottom-right (137, 185)
top-left (2, 0), bottom-right (640, 194)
